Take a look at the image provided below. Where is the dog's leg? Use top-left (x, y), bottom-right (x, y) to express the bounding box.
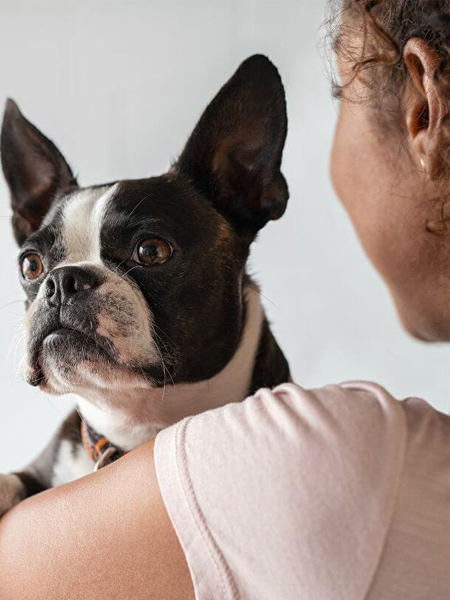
top-left (0, 410), bottom-right (90, 518)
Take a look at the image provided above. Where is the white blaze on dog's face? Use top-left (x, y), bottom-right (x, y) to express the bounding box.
top-left (1, 56), bottom-right (289, 403)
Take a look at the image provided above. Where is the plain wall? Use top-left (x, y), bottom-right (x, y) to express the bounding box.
top-left (0, 0), bottom-right (448, 472)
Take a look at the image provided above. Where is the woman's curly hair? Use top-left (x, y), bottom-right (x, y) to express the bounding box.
top-left (328, 0), bottom-right (450, 105)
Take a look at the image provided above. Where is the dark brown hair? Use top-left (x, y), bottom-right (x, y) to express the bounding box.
top-left (329, 0), bottom-right (450, 104)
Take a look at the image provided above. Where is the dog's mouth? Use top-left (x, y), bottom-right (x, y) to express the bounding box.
top-left (42, 326), bottom-right (114, 356)
top-left (25, 292), bottom-right (163, 391)
top-left (28, 322), bottom-right (118, 388)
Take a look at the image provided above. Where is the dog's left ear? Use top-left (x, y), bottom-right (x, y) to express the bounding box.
top-left (176, 55), bottom-right (289, 235)
top-left (1, 99), bottom-right (78, 245)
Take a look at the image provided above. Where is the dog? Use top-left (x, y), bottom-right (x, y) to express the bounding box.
top-left (0, 55), bottom-right (291, 517)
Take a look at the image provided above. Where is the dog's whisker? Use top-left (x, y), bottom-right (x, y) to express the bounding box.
top-left (0, 299), bottom-right (24, 311)
top-left (127, 193), bottom-right (153, 219)
top-left (154, 343), bottom-right (171, 400)
top-left (150, 325), bottom-right (175, 404)
top-left (108, 262), bottom-right (140, 282)
top-left (7, 329), bottom-right (25, 366)
top-left (246, 284), bottom-right (280, 311)
top-left (152, 322), bottom-right (177, 349)
top-left (121, 265), bottom-right (140, 279)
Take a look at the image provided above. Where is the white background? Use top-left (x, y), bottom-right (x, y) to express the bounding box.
top-left (0, 0), bottom-right (448, 472)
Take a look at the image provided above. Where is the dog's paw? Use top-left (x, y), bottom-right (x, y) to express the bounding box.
top-left (0, 474), bottom-right (25, 518)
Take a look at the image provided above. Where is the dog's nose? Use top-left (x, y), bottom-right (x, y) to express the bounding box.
top-left (45, 266), bottom-right (100, 305)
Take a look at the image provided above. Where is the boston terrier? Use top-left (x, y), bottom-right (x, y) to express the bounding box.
top-left (0, 55), bottom-right (291, 517)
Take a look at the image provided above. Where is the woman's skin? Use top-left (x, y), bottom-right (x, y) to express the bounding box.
top-left (0, 34), bottom-right (449, 600)
top-left (0, 441), bottom-right (195, 600)
top-left (331, 36), bottom-right (450, 342)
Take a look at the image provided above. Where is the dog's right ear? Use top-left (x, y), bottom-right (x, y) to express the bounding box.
top-left (1, 100), bottom-right (78, 245)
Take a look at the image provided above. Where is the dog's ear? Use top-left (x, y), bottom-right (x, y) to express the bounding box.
top-left (1, 99), bottom-right (78, 245)
top-left (176, 55), bottom-right (288, 235)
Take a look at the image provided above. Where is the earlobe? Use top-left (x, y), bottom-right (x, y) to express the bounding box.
top-left (404, 38), bottom-right (449, 179)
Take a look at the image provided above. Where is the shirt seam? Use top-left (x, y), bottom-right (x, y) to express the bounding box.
top-left (175, 417), bottom-right (239, 600)
top-left (360, 401), bottom-right (408, 599)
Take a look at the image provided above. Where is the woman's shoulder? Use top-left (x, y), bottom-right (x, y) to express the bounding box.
top-left (240, 381), bottom-right (409, 463)
top-left (156, 379), bottom-right (449, 599)
top-left (237, 380), bottom-right (448, 479)
top-left (268, 379), bottom-right (449, 433)
top-left (182, 379), bottom-right (447, 457)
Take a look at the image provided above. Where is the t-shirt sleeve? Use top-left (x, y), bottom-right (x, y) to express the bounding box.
top-left (154, 382), bottom-right (408, 600)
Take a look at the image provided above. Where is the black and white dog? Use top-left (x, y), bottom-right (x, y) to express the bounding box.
top-left (0, 55), bottom-right (291, 517)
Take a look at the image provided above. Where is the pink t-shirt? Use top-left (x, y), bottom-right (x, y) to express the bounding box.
top-left (155, 382), bottom-right (449, 600)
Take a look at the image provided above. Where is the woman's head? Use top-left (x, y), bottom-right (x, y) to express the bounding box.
top-left (329, 0), bottom-right (450, 341)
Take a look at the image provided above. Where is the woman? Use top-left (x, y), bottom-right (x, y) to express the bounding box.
top-left (0, 1), bottom-right (448, 599)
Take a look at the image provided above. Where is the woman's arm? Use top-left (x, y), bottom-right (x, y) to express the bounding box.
top-left (0, 439), bottom-right (194, 600)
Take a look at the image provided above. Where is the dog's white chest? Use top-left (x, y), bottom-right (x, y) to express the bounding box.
top-left (52, 440), bottom-right (94, 486)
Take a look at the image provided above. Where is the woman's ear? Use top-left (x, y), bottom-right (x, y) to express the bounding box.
top-left (404, 38), bottom-right (449, 180)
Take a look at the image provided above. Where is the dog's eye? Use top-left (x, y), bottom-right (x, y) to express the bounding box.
top-left (135, 238), bottom-right (173, 266)
top-left (21, 254), bottom-right (45, 280)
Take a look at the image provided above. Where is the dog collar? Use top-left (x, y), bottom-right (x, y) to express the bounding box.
top-left (81, 419), bottom-right (127, 472)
